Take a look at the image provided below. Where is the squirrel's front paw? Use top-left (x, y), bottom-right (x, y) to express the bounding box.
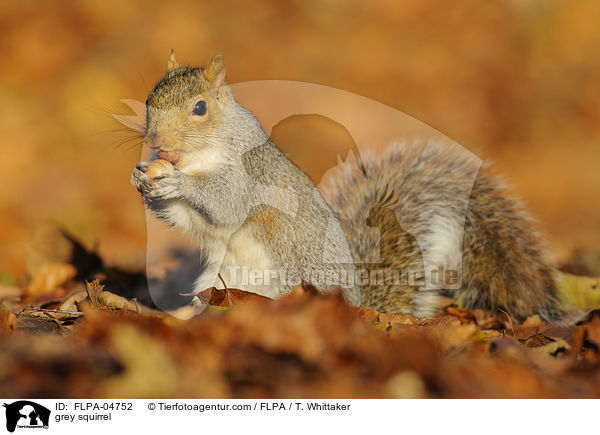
top-left (131, 164), bottom-right (152, 195)
top-left (141, 169), bottom-right (185, 201)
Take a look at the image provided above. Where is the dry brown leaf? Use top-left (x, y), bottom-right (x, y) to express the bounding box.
top-left (59, 290), bottom-right (89, 312)
top-left (196, 286), bottom-right (271, 307)
top-left (429, 324), bottom-right (478, 353)
top-left (15, 309), bottom-right (74, 335)
top-left (582, 314), bottom-right (600, 347)
top-left (471, 309), bottom-right (502, 330)
top-left (519, 333), bottom-right (555, 348)
top-left (425, 315), bottom-right (462, 327)
top-left (542, 326), bottom-right (573, 342)
top-left (358, 307), bottom-right (379, 323)
top-left (0, 310), bottom-right (17, 336)
top-left (379, 312), bottom-right (419, 326)
top-left (572, 313), bottom-right (600, 363)
top-left (26, 262), bottom-right (76, 297)
top-left (522, 314), bottom-right (544, 327)
top-left (58, 280), bottom-right (161, 316)
top-left (533, 339), bottom-right (570, 357)
top-left (507, 325), bottom-right (545, 340)
top-left (444, 305), bottom-right (475, 324)
top-left (16, 307), bottom-right (83, 332)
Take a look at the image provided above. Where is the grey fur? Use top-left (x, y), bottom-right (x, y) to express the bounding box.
top-left (132, 59), bottom-right (359, 304)
top-left (323, 142), bottom-right (576, 323)
top-left (131, 55), bottom-right (577, 323)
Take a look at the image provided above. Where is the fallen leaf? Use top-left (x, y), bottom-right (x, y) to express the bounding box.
top-left (533, 339), bottom-right (570, 357)
top-left (0, 310), bottom-right (17, 336)
top-left (472, 309), bottom-right (502, 329)
top-left (26, 262), bottom-right (76, 297)
top-left (379, 312), bottom-right (418, 325)
top-left (429, 324), bottom-right (478, 353)
top-left (444, 305), bottom-right (475, 324)
top-left (519, 333), bottom-right (555, 348)
top-left (358, 307), bottom-right (379, 323)
top-left (522, 314), bottom-right (544, 327)
top-left (553, 270), bottom-right (600, 311)
top-left (196, 286), bottom-right (271, 307)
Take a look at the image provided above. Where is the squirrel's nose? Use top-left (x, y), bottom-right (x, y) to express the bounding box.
top-left (144, 132), bottom-right (162, 149)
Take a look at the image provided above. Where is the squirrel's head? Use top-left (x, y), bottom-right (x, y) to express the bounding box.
top-left (144, 51), bottom-right (258, 173)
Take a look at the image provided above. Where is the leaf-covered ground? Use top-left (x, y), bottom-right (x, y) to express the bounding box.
top-left (2, 229), bottom-right (600, 399)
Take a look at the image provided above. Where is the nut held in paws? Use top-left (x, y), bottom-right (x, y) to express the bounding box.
top-left (144, 159), bottom-right (174, 179)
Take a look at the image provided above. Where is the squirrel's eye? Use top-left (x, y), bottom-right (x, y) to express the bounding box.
top-left (192, 100), bottom-right (207, 116)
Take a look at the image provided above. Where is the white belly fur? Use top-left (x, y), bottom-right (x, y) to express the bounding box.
top-left (217, 225), bottom-right (276, 297)
top-left (162, 201), bottom-right (274, 296)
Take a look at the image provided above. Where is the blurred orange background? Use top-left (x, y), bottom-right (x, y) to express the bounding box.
top-left (1, 0), bottom-right (599, 282)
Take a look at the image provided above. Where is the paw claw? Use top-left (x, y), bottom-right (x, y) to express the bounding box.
top-left (136, 161), bottom-right (150, 171)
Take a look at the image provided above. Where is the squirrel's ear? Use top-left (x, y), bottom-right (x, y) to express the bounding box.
top-left (205, 54), bottom-right (226, 91)
top-left (166, 49), bottom-right (180, 73)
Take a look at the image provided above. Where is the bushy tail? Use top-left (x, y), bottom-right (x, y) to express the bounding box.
top-left (321, 141), bottom-right (597, 325)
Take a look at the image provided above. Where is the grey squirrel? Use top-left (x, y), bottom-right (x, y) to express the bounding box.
top-left (130, 52), bottom-right (579, 323)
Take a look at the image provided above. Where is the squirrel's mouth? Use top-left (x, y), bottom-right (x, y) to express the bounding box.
top-left (155, 149), bottom-right (182, 165)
